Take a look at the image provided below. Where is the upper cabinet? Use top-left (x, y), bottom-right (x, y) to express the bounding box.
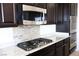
top-left (3, 3), bottom-right (15, 23)
top-left (63, 3), bottom-right (70, 22)
top-left (0, 4), bottom-right (2, 23)
top-left (47, 3), bottom-right (64, 24)
top-left (47, 3), bottom-right (77, 24)
top-left (47, 3), bottom-right (70, 24)
top-left (0, 3), bottom-right (17, 27)
top-left (56, 3), bottom-right (77, 33)
top-left (15, 3), bottom-right (23, 25)
top-left (47, 3), bottom-right (56, 24)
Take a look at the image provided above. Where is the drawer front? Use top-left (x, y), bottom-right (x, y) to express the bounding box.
top-left (28, 44), bottom-right (55, 56)
top-left (64, 37), bottom-right (70, 43)
top-left (70, 32), bottom-right (76, 43)
top-left (55, 44), bottom-right (65, 56)
top-left (55, 40), bottom-right (63, 47)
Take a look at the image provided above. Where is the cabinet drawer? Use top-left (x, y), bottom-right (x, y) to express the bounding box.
top-left (64, 37), bottom-right (70, 43)
top-left (55, 44), bottom-right (65, 56)
top-left (55, 40), bottom-right (63, 47)
top-left (28, 44), bottom-right (55, 56)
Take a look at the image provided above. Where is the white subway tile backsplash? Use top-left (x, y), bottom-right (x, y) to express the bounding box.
top-left (13, 26), bottom-right (40, 43)
top-left (40, 25), bottom-right (56, 36)
top-left (13, 25), bottom-right (56, 43)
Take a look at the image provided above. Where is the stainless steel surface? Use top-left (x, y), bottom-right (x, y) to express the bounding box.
top-left (70, 16), bottom-right (77, 50)
top-left (70, 16), bottom-right (77, 33)
top-left (22, 4), bottom-right (46, 13)
top-left (70, 41), bottom-right (77, 49)
top-left (70, 32), bottom-right (76, 43)
top-left (22, 4), bottom-right (47, 25)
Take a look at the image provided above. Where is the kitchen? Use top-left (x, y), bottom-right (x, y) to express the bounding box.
top-left (0, 3), bottom-right (78, 56)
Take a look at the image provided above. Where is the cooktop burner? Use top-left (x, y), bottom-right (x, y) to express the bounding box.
top-left (17, 38), bottom-right (52, 51)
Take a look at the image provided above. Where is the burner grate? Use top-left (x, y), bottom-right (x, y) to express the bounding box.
top-left (17, 38), bottom-right (52, 51)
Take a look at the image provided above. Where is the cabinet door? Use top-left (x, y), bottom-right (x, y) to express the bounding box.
top-left (63, 3), bottom-right (70, 22)
top-left (55, 45), bottom-right (65, 56)
top-left (45, 44), bottom-right (55, 56)
top-left (47, 3), bottom-right (64, 24)
top-left (64, 45), bottom-right (69, 56)
top-left (3, 3), bottom-right (15, 23)
top-left (0, 3), bottom-right (18, 27)
top-left (56, 21), bottom-right (70, 33)
top-left (33, 3), bottom-right (47, 9)
top-left (64, 38), bottom-right (70, 56)
top-left (47, 3), bottom-right (56, 24)
top-left (0, 4), bottom-right (2, 23)
top-left (15, 3), bottom-right (23, 25)
top-left (27, 44), bottom-right (55, 56)
top-left (55, 4), bottom-right (64, 24)
top-left (55, 40), bottom-right (64, 56)
top-left (56, 3), bottom-right (70, 33)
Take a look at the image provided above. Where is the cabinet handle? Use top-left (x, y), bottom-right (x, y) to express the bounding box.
top-left (1, 3), bottom-right (4, 22)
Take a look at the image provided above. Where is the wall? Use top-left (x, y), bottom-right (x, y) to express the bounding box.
top-left (0, 28), bottom-right (14, 48)
top-left (40, 24), bottom-right (56, 37)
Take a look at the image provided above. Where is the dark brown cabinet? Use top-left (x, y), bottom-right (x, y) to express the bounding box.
top-left (55, 44), bottom-right (65, 56)
top-left (0, 3), bottom-right (17, 27)
top-left (55, 4), bottom-right (64, 24)
top-left (55, 37), bottom-right (70, 56)
top-left (47, 3), bottom-right (65, 24)
top-left (28, 44), bottom-right (55, 56)
top-left (27, 37), bottom-right (70, 56)
top-left (47, 3), bottom-right (56, 24)
top-left (55, 40), bottom-right (64, 56)
top-left (3, 3), bottom-right (15, 23)
top-left (56, 3), bottom-right (77, 54)
top-left (64, 37), bottom-right (70, 56)
top-left (47, 3), bottom-right (77, 25)
top-left (15, 3), bottom-right (23, 25)
top-left (56, 3), bottom-right (77, 33)
top-left (0, 4), bottom-right (2, 23)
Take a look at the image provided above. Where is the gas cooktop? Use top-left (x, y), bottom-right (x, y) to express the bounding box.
top-left (17, 38), bottom-right (52, 51)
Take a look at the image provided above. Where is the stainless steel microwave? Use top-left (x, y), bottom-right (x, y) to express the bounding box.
top-left (22, 4), bottom-right (47, 25)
